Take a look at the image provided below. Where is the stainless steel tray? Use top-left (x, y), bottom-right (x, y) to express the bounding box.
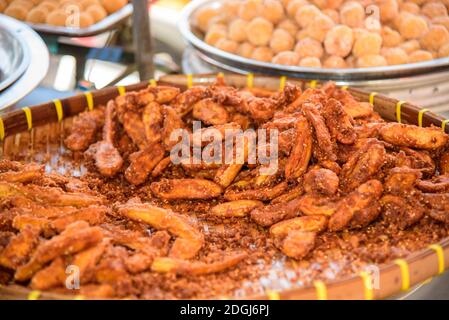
top-left (0, 15), bottom-right (31, 92)
top-left (179, 0), bottom-right (449, 81)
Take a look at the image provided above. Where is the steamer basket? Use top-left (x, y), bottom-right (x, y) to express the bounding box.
top-left (0, 73), bottom-right (448, 300)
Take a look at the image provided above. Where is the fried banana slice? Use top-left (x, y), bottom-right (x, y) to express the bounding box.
top-left (297, 194), bottom-right (337, 216)
top-left (304, 168), bottom-right (339, 196)
top-left (416, 175), bottom-right (449, 193)
top-left (380, 123), bottom-right (449, 150)
top-left (439, 152), bottom-right (449, 175)
top-left (12, 215), bottom-right (53, 237)
top-left (279, 230), bottom-right (317, 260)
top-left (125, 144), bottom-right (166, 185)
top-left (339, 140), bottom-right (386, 192)
top-left (285, 116), bottom-right (312, 180)
top-left (271, 185), bottom-right (304, 204)
top-left (329, 180), bottom-right (383, 232)
top-left (122, 110), bottom-right (148, 150)
top-left (270, 215), bottom-right (328, 238)
top-left (250, 198), bottom-right (302, 227)
top-left (381, 195), bottom-right (425, 230)
top-left (171, 86), bottom-right (208, 116)
top-left (69, 241), bottom-right (108, 284)
top-left (214, 164), bottom-right (244, 188)
top-left (151, 252), bottom-right (247, 275)
top-left (117, 202), bottom-right (204, 259)
top-left (162, 105), bottom-right (188, 151)
top-left (224, 181), bottom-right (288, 201)
top-left (322, 98), bottom-right (356, 145)
top-left (151, 178), bottom-right (223, 200)
top-left (137, 86), bottom-right (181, 105)
top-left (51, 206), bottom-right (108, 232)
top-left (348, 203), bottom-right (381, 229)
top-left (65, 106), bottom-right (105, 152)
top-left (401, 147), bottom-right (436, 175)
top-left (151, 156), bottom-right (172, 178)
top-left (143, 101), bottom-right (163, 147)
top-left (303, 103), bottom-right (337, 162)
top-left (0, 226), bottom-right (40, 269)
top-left (428, 210), bottom-right (449, 224)
top-left (14, 222), bottom-right (103, 281)
top-left (193, 98), bottom-right (230, 125)
top-left (211, 200), bottom-right (263, 218)
top-left (30, 257), bottom-right (66, 290)
top-left (0, 163), bottom-right (43, 184)
top-left (384, 167), bottom-right (422, 195)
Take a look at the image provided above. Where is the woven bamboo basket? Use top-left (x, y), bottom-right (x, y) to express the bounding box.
top-left (0, 73), bottom-right (448, 300)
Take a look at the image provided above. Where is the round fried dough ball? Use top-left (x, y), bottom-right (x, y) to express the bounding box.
top-left (398, 14), bottom-right (428, 39)
top-left (323, 9), bottom-right (340, 24)
top-left (324, 24), bottom-right (354, 57)
top-left (238, 0), bottom-right (262, 21)
top-left (215, 38), bottom-right (238, 53)
top-left (260, 0), bottom-right (285, 24)
top-left (400, 2), bottom-right (420, 14)
top-left (251, 46), bottom-right (274, 62)
top-left (420, 25), bottom-right (449, 51)
top-left (4, 5), bottom-right (28, 20)
top-left (381, 47), bottom-right (409, 65)
top-left (295, 4), bottom-right (321, 28)
top-left (194, 6), bottom-right (219, 32)
top-left (46, 9), bottom-right (69, 26)
top-left (357, 54), bottom-right (387, 68)
top-left (375, 0), bottom-right (399, 23)
top-left (381, 26), bottom-right (403, 47)
top-left (299, 57), bottom-right (322, 67)
top-left (305, 13), bottom-right (335, 42)
top-left (228, 18), bottom-right (249, 43)
top-left (323, 55), bottom-right (347, 68)
top-left (85, 4), bottom-right (107, 23)
top-left (277, 19), bottom-right (298, 37)
top-left (433, 16), bottom-right (449, 31)
top-left (222, 0), bottom-right (240, 19)
top-left (26, 7), bottom-right (48, 23)
top-left (80, 0), bottom-right (99, 9)
top-left (38, 1), bottom-right (58, 12)
top-left (340, 1), bottom-right (365, 28)
top-left (287, 0), bottom-right (307, 18)
top-left (408, 50), bottom-right (433, 63)
top-left (400, 39), bottom-right (421, 53)
top-left (270, 28), bottom-right (295, 53)
top-left (100, 0), bottom-right (126, 14)
top-left (438, 43), bottom-right (449, 57)
top-left (294, 37), bottom-right (324, 59)
top-left (237, 42), bottom-right (255, 58)
top-left (422, 2), bottom-right (448, 18)
top-left (364, 16), bottom-right (381, 34)
top-left (353, 32), bottom-right (382, 57)
top-left (272, 51), bottom-right (300, 65)
top-left (77, 12), bottom-right (94, 28)
top-left (205, 24), bottom-right (227, 46)
top-left (295, 28), bottom-right (309, 41)
top-left (246, 17), bottom-right (273, 46)
top-left (312, 0), bottom-right (343, 10)
top-left (9, 0), bottom-right (34, 10)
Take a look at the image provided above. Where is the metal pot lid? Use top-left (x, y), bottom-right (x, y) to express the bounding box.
top-left (0, 15), bottom-right (31, 92)
top-left (179, 0), bottom-right (449, 81)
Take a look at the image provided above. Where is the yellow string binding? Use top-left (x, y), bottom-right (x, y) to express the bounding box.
top-left (217, 72), bottom-right (224, 81)
top-left (279, 76), bottom-right (287, 92)
top-left (53, 99), bottom-right (64, 122)
top-left (428, 244), bottom-right (445, 275)
top-left (117, 86), bottom-right (126, 96)
top-left (369, 92), bottom-right (378, 105)
top-left (442, 119), bottom-right (449, 132)
top-left (22, 107), bottom-right (33, 131)
top-left (309, 80), bottom-right (317, 89)
top-left (28, 290), bottom-right (41, 300)
top-left (84, 92), bottom-right (94, 111)
top-left (73, 295), bottom-right (85, 300)
top-left (359, 271), bottom-right (374, 300)
top-left (341, 85), bottom-right (348, 91)
top-left (394, 259), bottom-right (410, 291)
top-left (395, 101), bottom-right (406, 124)
top-left (418, 108), bottom-right (429, 127)
top-left (149, 79), bottom-right (157, 87)
top-left (313, 280), bottom-right (328, 300)
top-left (266, 290), bottom-right (280, 300)
top-left (186, 74), bottom-right (193, 89)
top-left (246, 73), bottom-right (254, 89)
top-left (0, 116), bottom-right (5, 141)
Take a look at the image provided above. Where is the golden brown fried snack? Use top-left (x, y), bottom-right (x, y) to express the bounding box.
top-left (150, 178), bottom-right (223, 200)
top-left (0, 162), bottom-right (43, 184)
top-left (297, 194), bottom-right (337, 216)
top-left (0, 226), bottom-right (40, 270)
top-left (279, 230), bottom-right (317, 260)
top-left (270, 215), bottom-right (328, 237)
top-left (211, 200), bottom-right (263, 218)
top-left (250, 198), bottom-right (302, 227)
top-left (339, 140), bottom-right (386, 192)
top-left (380, 123), bottom-right (449, 150)
top-left (137, 86), bottom-right (181, 105)
top-left (65, 106), bottom-right (105, 152)
top-left (117, 202), bottom-right (203, 260)
top-left (224, 181), bottom-right (288, 201)
top-left (15, 222), bottom-right (104, 281)
top-left (161, 105), bottom-right (187, 151)
top-left (30, 257), bottom-right (66, 291)
top-left (193, 98), bottom-right (230, 125)
top-left (381, 195), bottom-right (425, 230)
top-left (122, 110), bottom-right (148, 150)
top-left (142, 101), bottom-right (163, 147)
top-left (51, 206), bottom-right (108, 232)
top-left (12, 214), bottom-right (53, 237)
top-left (329, 180), bottom-right (383, 231)
top-left (384, 167), bottom-right (422, 195)
top-left (285, 116), bottom-right (312, 180)
top-left (416, 175), bottom-right (449, 193)
top-left (322, 98), bottom-right (356, 145)
top-left (171, 86), bottom-right (208, 116)
top-left (439, 152), bottom-right (449, 175)
top-left (348, 203), bottom-right (381, 229)
top-left (271, 185), bottom-right (304, 204)
top-left (151, 252), bottom-right (247, 275)
top-left (304, 168), bottom-right (339, 196)
top-left (125, 144), bottom-right (166, 186)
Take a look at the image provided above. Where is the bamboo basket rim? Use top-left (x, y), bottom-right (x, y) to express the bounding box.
top-left (0, 73), bottom-right (448, 300)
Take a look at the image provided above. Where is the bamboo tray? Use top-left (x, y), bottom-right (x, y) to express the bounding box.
top-left (0, 73), bottom-right (448, 300)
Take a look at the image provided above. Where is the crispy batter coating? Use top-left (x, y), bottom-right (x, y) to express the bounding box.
top-left (0, 226), bottom-right (40, 270)
top-left (285, 116), bottom-right (312, 179)
top-left (65, 106), bottom-right (105, 152)
top-left (125, 145), bottom-right (165, 186)
top-left (211, 200), bottom-right (263, 218)
top-left (250, 198), bottom-right (302, 227)
top-left (322, 98), bottom-right (356, 145)
top-left (304, 168), bottom-right (339, 195)
top-left (151, 178), bottom-right (223, 200)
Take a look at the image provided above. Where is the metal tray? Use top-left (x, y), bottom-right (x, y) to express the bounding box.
top-left (0, 15), bottom-right (31, 92)
top-left (179, 0), bottom-right (449, 81)
top-left (26, 4), bottom-right (132, 38)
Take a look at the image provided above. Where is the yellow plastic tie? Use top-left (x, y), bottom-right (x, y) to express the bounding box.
top-left (0, 116), bottom-right (4, 141)
top-left (246, 73), bottom-right (254, 89)
top-left (341, 85), bottom-right (349, 91)
top-left (28, 290), bottom-right (41, 300)
top-left (279, 76), bottom-right (287, 92)
top-left (53, 99), bottom-right (64, 122)
top-left (149, 79), bottom-right (157, 87)
top-left (217, 72), bottom-right (224, 81)
top-left (73, 295), bottom-right (85, 300)
top-left (394, 259), bottom-right (410, 291)
top-left (22, 107), bottom-right (33, 131)
top-left (313, 280), bottom-right (328, 300)
top-left (187, 74), bottom-right (193, 89)
top-left (428, 244), bottom-right (445, 275)
top-left (117, 86), bottom-right (126, 96)
top-left (84, 92), bottom-right (94, 111)
top-left (369, 92), bottom-right (378, 105)
top-left (418, 108), bottom-right (429, 127)
top-left (266, 290), bottom-right (280, 300)
top-left (309, 80), bottom-right (317, 89)
top-left (396, 101), bottom-right (405, 124)
top-left (359, 271), bottom-right (374, 300)
top-left (442, 119), bottom-right (449, 132)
